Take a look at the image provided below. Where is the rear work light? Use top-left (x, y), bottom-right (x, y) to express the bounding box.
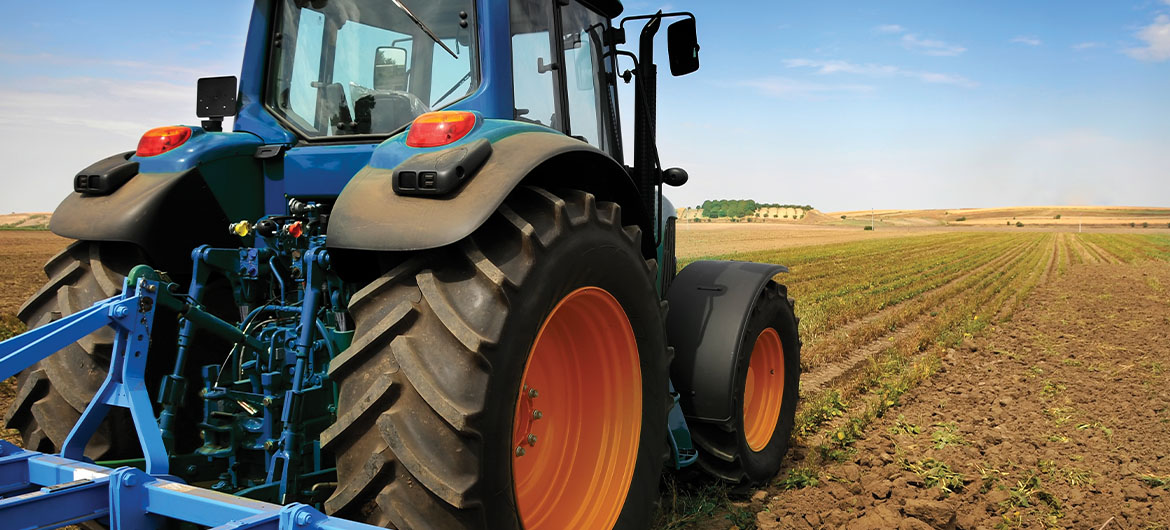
top-left (136, 126), bottom-right (193, 157)
top-left (406, 111), bottom-right (477, 148)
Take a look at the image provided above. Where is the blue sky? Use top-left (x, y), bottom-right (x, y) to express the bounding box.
top-left (1, 1), bottom-right (1167, 213)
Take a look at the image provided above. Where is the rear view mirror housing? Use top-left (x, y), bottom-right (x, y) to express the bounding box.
top-left (667, 18), bottom-right (699, 76)
top-left (374, 46), bottom-right (409, 91)
top-left (196, 76), bottom-right (237, 132)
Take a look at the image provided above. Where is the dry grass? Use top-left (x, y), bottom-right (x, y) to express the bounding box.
top-left (675, 223), bottom-right (949, 260)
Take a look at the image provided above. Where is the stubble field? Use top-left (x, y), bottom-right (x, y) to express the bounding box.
top-left (2, 224), bottom-right (1169, 529)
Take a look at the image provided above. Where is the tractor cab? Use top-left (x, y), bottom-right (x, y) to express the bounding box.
top-left (219, 0), bottom-right (699, 223)
top-left (245, 0), bottom-right (694, 151)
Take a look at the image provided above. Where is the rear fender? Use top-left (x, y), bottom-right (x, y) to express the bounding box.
top-left (665, 260), bottom-right (788, 423)
top-left (327, 123), bottom-right (652, 255)
top-left (50, 129), bottom-right (264, 272)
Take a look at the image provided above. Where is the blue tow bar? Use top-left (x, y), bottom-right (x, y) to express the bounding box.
top-left (0, 441), bottom-right (376, 529)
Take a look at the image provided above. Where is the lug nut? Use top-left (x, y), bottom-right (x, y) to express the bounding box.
top-left (527, 434), bottom-right (537, 447)
top-left (528, 388), bottom-right (539, 398)
top-left (515, 446), bottom-right (526, 457)
top-left (532, 410), bottom-right (543, 420)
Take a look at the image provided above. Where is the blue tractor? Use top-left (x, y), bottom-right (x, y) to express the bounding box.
top-left (1, 1), bottom-right (801, 528)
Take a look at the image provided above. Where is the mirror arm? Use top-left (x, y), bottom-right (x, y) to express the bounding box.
top-left (609, 50), bottom-right (638, 83)
top-left (619, 11), bottom-right (695, 31)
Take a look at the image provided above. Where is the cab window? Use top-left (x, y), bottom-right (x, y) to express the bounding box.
top-left (510, 0), bottom-right (559, 128)
top-left (560, 2), bottom-right (608, 149)
top-left (269, 0), bottom-right (478, 138)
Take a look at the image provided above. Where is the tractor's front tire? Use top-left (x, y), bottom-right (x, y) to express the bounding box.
top-left (324, 187), bottom-right (670, 529)
top-left (4, 241), bottom-right (151, 458)
top-left (690, 282), bottom-right (801, 484)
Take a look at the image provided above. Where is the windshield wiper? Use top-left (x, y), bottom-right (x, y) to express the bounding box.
top-left (391, 0), bottom-right (458, 59)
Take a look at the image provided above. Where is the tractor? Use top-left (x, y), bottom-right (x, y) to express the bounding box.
top-left (0, 0), bottom-right (801, 528)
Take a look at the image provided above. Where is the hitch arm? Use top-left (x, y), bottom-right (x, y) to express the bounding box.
top-left (0, 296), bottom-right (130, 382)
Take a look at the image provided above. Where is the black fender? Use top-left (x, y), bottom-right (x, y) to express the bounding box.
top-left (665, 260), bottom-right (788, 423)
top-left (326, 131), bottom-right (653, 256)
top-left (50, 168), bottom-right (235, 273)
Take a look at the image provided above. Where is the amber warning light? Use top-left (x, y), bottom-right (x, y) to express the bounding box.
top-left (136, 126), bottom-right (193, 157)
top-left (406, 111), bottom-right (477, 148)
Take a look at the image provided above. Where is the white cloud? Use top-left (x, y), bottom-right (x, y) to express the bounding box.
top-left (736, 77), bottom-right (875, 98)
top-left (783, 58), bottom-right (978, 87)
top-left (900, 34), bottom-right (967, 56)
top-left (0, 52), bottom-right (229, 82)
top-left (0, 76), bottom-right (201, 212)
top-left (872, 25), bottom-right (966, 56)
top-left (1072, 42), bottom-right (1103, 50)
top-left (1011, 36), bottom-right (1042, 46)
top-left (1125, 14), bottom-right (1170, 62)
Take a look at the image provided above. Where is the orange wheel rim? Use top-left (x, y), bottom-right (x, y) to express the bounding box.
top-left (512, 287), bottom-right (642, 530)
top-left (743, 327), bottom-right (785, 452)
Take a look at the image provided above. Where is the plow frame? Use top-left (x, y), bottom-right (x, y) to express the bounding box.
top-left (0, 273), bottom-right (382, 530)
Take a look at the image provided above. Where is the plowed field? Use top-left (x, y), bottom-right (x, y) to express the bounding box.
top-left (657, 231), bottom-right (1170, 529)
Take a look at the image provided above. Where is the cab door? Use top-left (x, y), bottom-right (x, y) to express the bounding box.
top-left (509, 0), bottom-right (622, 161)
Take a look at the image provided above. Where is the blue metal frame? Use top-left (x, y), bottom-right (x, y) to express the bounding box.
top-left (61, 277), bottom-right (170, 476)
top-left (0, 441), bottom-right (380, 530)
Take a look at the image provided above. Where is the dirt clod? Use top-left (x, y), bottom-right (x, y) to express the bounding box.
top-left (902, 499), bottom-right (955, 528)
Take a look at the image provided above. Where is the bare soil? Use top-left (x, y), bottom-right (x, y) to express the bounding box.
top-left (0, 231), bottom-right (70, 315)
top-left (751, 261), bottom-right (1170, 529)
top-left (0, 231), bottom-right (68, 445)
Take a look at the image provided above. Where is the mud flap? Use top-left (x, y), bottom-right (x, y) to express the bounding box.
top-left (665, 260), bottom-right (788, 423)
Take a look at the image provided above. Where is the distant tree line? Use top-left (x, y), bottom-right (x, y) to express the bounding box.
top-left (698, 200), bottom-right (815, 219)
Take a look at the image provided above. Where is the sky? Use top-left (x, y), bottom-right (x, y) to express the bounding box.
top-left (0, 1), bottom-right (1167, 214)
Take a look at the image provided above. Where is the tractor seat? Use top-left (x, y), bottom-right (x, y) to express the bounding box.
top-left (350, 84), bottom-right (429, 135)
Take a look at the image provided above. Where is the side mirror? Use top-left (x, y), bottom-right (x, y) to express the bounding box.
top-left (374, 46), bottom-right (409, 91)
top-left (196, 76), bottom-right (237, 132)
top-left (666, 18), bottom-right (699, 76)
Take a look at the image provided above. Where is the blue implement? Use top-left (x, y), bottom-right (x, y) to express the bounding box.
top-left (0, 442), bottom-right (381, 530)
top-left (0, 270), bottom-right (382, 529)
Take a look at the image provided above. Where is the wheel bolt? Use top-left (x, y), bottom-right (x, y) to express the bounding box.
top-left (527, 434), bottom-right (537, 447)
top-left (528, 388), bottom-right (539, 398)
top-left (515, 446), bottom-right (526, 457)
top-left (532, 410), bottom-right (543, 420)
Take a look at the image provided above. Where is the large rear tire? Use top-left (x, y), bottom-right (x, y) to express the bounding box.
top-left (323, 186), bottom-right (670, 529)
top-left (690, 282), bottom-right (801, 484)
top-left (4, 242), bottom-right (154, 458)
